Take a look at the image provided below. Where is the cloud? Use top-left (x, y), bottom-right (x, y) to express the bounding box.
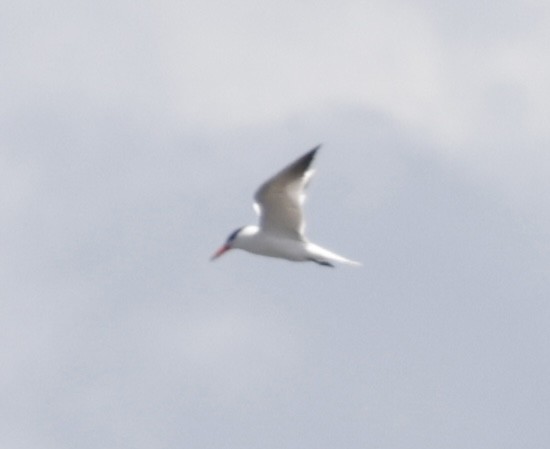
top-left (1, 1), bottom-right (549, 448)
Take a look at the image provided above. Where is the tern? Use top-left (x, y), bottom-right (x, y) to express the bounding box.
top-left (211, 145), bottom-right (360, 267)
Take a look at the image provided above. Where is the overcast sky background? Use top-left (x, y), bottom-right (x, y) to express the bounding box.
top-left (2, 1), bottom-right (549, 448)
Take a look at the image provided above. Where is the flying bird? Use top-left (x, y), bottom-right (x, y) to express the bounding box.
top-left (211, 145), bottom-right (360, 267)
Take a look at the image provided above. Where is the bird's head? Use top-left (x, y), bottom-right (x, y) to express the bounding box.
top-left (210, 227), bottom-right (244, 260)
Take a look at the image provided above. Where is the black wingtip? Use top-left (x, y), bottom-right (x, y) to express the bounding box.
top-left (286, 145), bottom-right (320, 176)
top-left (308, 258), bottom-right (335, 267)
top-left (308, 144), bottom-right (322, 157)
top-left (301, 144), bottom-right (321, 167)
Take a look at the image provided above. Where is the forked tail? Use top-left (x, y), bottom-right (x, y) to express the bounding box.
top-left (306, 243), bottom-right (361, 267)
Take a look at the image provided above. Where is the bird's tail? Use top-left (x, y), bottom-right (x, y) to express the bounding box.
top-left (306, 243), bottom-right (361, 266)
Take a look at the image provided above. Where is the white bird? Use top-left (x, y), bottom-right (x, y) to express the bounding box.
top-left (211, 145), bottom-right (360, 267)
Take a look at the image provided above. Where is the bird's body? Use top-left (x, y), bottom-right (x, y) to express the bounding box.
top-left (211, 146), bottom-right (360, 267)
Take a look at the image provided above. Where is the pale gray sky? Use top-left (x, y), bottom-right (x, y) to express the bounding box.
top-left (2, 1), bottom-right (549, 448)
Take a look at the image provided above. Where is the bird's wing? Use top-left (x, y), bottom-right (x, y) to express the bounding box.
top-left (253, 145), bottom-right (320, 239)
